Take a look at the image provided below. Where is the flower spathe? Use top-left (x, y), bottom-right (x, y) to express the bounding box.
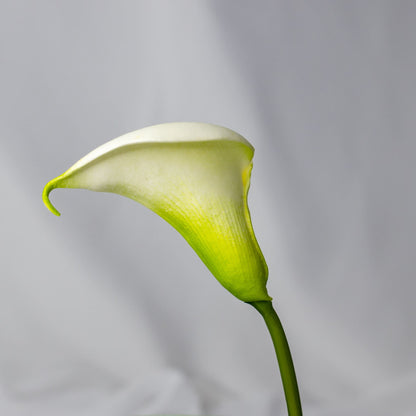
top-left (43, 122), bottom-right (270, 302)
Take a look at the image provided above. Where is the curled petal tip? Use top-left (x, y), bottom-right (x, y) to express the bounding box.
top-left (42, 178), bottom-right (61, 216)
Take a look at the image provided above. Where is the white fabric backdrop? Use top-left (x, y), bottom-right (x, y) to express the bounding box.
top-left (1, 1), bottom-right (415, 415)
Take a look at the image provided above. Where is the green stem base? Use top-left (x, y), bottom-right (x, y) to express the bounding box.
top-left (249, 301), bottom-right (303, 416)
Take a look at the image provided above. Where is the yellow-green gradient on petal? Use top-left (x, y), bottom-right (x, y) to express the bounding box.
top-left (43, 122), bottom-right (270, 302)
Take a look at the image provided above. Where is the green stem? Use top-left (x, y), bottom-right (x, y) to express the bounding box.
top-left (249, 300), bottom-right (303, 416)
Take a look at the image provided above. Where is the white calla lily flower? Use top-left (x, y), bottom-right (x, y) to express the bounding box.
top-left (43, 122), bottom-right (270, 302)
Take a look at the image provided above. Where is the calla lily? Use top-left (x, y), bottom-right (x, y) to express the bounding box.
top-left (43, 122), bottom-right (270, 302)
top-left (43, 122), bottom-right (303, 415)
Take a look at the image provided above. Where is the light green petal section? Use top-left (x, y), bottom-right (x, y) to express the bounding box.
top-left (43, 122), bottom-right (270, 302)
